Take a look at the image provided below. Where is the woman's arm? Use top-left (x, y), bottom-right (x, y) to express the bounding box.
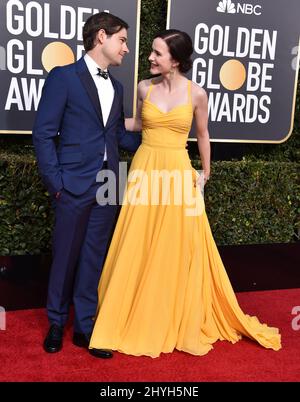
top-left (125, 81), bottom-right (145, 132)
top-left (193, 84), bottom-right (211, 184)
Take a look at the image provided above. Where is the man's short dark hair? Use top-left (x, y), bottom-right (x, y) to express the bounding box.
top-left (83, 12), bottom-right (129, 52)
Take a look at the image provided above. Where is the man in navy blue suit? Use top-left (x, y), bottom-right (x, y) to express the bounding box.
top-left (33, 12), bottom-right (141, 358)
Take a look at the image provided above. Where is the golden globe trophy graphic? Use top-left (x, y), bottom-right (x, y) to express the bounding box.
top-left (219, 59), bottom-right (247, 91)
top-left (41, 42), bottom-right (75, 73)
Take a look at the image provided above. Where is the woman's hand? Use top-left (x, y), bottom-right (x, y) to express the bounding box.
top-left (195, 170), bottom-right (210, 189)
top-left (203, 170), bottom-right (210, 185)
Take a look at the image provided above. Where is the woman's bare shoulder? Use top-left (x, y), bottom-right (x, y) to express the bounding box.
top-left (137, 79), bottom-right (153, 99)
top-left (191, 82), bottom-right (208, 110)
top-left (191, 81), bottom-right (208, 100)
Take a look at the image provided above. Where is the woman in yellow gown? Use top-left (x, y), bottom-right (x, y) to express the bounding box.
top-left (89, 29), bottom-right (281, 358)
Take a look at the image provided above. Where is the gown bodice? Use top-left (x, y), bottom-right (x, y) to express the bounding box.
top-left (141, 80), bottom-right (194, 150)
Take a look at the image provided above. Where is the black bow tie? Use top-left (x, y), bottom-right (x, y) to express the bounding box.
top-left (97, 68), bottom-right (109, 79)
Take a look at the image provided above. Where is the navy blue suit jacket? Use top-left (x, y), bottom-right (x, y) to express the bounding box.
top-left (33, 57), bottom-right (141, 195)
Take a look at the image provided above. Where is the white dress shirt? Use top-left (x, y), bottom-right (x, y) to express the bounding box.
top-left (84, 53), bottom-right (115, 161)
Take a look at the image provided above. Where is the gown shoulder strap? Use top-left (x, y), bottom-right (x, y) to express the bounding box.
top-left (145, 80), bottom-right (154, 101)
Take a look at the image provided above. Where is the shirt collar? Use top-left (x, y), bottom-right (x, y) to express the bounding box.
top-left (84, 53), bottom-right (108, 76)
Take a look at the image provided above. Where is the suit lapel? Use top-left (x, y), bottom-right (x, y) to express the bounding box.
top-left (106, 74), bottom-right (121, 127)
top-left (76, 58), bottom-right (104, 126)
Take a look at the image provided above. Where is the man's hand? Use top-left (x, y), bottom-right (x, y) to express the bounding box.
top-left (55, 191), bottom-right (61, 199)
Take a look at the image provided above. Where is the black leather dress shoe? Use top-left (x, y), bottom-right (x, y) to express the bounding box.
top-left (89, 348), bottom-right (113, 359)
top-left (73, 332), bottom-right (113, 358)
top-left (43, 324), bottom-right (63, 353)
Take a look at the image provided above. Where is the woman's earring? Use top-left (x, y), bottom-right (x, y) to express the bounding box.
top-left (169, 67), bottom-right (175, 79)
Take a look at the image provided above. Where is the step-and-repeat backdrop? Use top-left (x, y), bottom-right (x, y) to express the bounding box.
top-left (1, 0), bottom-right (299, 142)
top-left (168, 0), bottom-right (300, 142)
top-left (0, 0), bottom-right (140, 135)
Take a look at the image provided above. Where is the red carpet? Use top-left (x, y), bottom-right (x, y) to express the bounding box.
top-left (0, 289), bottom-right (299, 382)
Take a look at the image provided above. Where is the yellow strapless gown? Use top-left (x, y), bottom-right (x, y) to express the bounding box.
top-left (89, 81), bottom-right (281, 357)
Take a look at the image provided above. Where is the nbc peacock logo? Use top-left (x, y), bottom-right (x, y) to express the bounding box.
top-left (217, 0), bottom-right (262, 15)
top-left (217, 0), bottom-right (236, 14)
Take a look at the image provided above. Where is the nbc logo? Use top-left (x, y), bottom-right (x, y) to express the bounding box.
top-left (217, 0), bottom-right (262, 15)
top-left (217, 0), bottom-right (236, 13)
